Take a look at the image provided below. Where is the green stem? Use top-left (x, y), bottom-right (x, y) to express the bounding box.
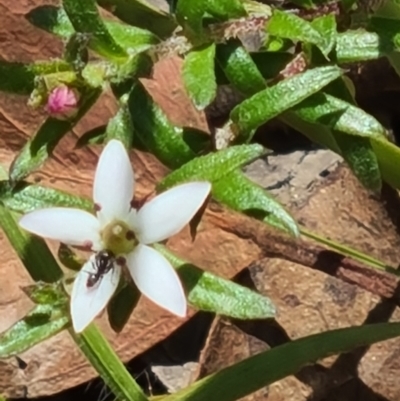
top-left (71, 326), bottom-right (148, 401)
top-left (300, 226), bottom-right (400, 276)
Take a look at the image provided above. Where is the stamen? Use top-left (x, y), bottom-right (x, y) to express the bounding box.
top-left (94, 203), bottom-right (101, 212)
top-left (116, 256), bottom-right (126, 266)
top-left (126, 230), bottom-right (135, 241)
top-left (82, 240), bottom-right (93, 250)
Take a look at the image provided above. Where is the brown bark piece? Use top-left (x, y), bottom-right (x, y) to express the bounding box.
top-left (196, 164), bottom-right (400, 401)
top-left (140, 57), bottom-right (210, 133)
top-left (295, 165), bottom-right (400, 265)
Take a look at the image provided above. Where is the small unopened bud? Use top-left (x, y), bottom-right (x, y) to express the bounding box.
top-left (47, 85), bottom-right (79, 120)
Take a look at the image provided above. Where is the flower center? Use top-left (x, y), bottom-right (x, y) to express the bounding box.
top-left (100, 220), bottom-right (137, 255)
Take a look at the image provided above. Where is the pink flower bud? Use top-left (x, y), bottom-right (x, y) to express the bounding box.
top-left (47, 85), bottom-right (79, 120)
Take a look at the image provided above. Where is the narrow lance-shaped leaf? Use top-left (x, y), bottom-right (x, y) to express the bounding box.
top-left (105, 94), bottom-right (134, 149)
top-left (334, 132), bottom-right (382, 192)
top-left (217, 41), bottom-right (265, 96)
top-left (0, 204), bottom-right (63, 282)
top-left (212, 169), bottom-right (299, 236)
top-left (183, 43), bottom-right (217, 110)
top-left (62, 0), bottom-right (127, 61)
top-left (158, 144), bottom-right (266, 190)
top-left (164, 322), bottom-right (400, 401)
top-left (107, 284), bottom-right (141, 333)
top-left (281, 110), bottom-right (341, 153)
top-left (230, 65), bottom-right (342, 141)
top-left (290, 92), bottom-right (388, 140)
top-left (154, 244), bottom-right (276, 319)
top-left (176, 0), bottom-right (246, 37)
top-left (23, 281), bottom-right (68, 305)
top-left (96, 0), bottom-right (177, 38)
top-left (27, 5), bottom-right (159, 55)
top-left (129, 83), bottom-right (208, 168)
top-left (335, 31), bottom-right (384, 63)
top-left (0, 59), bottom-right (71, 95)
top-left (206, 0), bottom-right (247, 19)
top-left (0, 181), bottom-right (92, 214)
top-left (311, 14), bottom-right (337, 57)
top-left (10, 88), bottom-right (101, 182)
top-left (0, 304), bottom-right (69, 358)
top-left (266, 10), bottom-right (328, 56)
top-left (282, 92), bottom-right (383, 192)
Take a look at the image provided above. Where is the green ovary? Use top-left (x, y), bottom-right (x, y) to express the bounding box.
top-left (101, 220), bottom-right (137, 255)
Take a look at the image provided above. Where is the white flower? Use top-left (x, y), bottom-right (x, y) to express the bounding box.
top-left (19, 140), bottom-right (211, 332)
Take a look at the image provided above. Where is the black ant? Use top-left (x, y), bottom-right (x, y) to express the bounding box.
top-left (86, 250), bottom-right (116, 288)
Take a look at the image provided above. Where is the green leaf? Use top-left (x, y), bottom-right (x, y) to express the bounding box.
top-left (205, 0), bottom-right (247, 19)
top-left (58, 243), bottom-right (85, 271)
top-left (217, 41), bottom-right (265, 95)
top-left (368, 17), bottom-right (400, 51)
top-left (105, 94), bottom-right (134, 148)
top-left (22, 282), bottom-right (68, 305)
top-left (281, 111), bottom-right (341, 153)
top-left (62, 0), bottom-right (128, 61)
top-left (176, 0), bottom-right (246, 37)
top-left (212, 170), bottom-right (299, 236)
top-left (335, 17), bottom-right (400, 63)
top-left (10, 88), bottom-right (101, 182)
top-left (334, 133), bottom-right (382, 192)
top-left (267, 10), bottom-right (329, 56)
top-left (155, 244), bottom-right (276, 319)
top-left (0, 59), bottom-right (71, 95)
top-left (183, 43), bottom-right (217, 110)
top-left (108, 284), bottom-right (141, 333)
top-left (164, 322), bottom-right (400, 401)
top-left (0, 181), bottom-right (92, 214)
top-left (75, 125), bottom-right (107, 148)
top-left (97, 0), bottom-right (177, 38)
top-left (27, 5), bottom-right (159, 55)
top-left (0, 304), bottom-right (69, 357)
top-left (176, 0), bottom-right (206, 37)
top-left (335, 30), bottom-right (384, 63)
top-left (26, 5), bottom-right (75, 37)
top-left (158, 144), bottom-right (265, 190)
top-left (371, 137), bottom-right (400, 189)
top-left (311, 14), bottom-right (337, 57)
top-left (290, 92), bottom-right (388, 140)
top-left (105, 21), bottom-right (159, 55)
top-left (129, 83), bottom-right (208, 168)
top-left (230, 65), bottom-right (342, 140)
top-left (0, 204), bottom-right (62, 282)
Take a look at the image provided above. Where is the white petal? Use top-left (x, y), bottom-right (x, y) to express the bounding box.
top-left (19, 208), bottom-right (100, 248)
top-left (127, 244), bottom-right (186, 317)
top-left (70, 255), bottom-right (121, 333)
top-left (135, 182), bottom-right (211, 244)
top-left (93, 139), bottom-right (134, 225)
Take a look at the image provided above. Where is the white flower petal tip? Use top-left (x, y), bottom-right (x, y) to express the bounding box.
top-left (136, 181), bottom-right (211, 244)
top-left (127, 245), bottom-right (187, 317)
top-left (70, 257), bottom-right (121, 333)
top-left (93, 139), bottom-right (134, 224)
top-left (18, 208), bottom-right (100, 247)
